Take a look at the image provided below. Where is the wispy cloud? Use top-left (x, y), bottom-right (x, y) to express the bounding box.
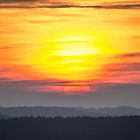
top-left (101, 52), bottom-right (140, 85)
top-left (117, 52), bottom-right (140, 58)
top-left (0, 0), bottom-right (38, 3)
top-left (0, 52), bottom-right (140, 94)
top-left (0, 0), bottom-right (140, 8)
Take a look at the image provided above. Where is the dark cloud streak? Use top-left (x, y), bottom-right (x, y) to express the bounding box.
top-left (117, 52), bottom-right (140, 58)
top-left (0, 5), bottom-right (139, 9)
top-left (0, 0), bottom-right (39, 3)
top-left (0, 0), bottom-right (140, 9)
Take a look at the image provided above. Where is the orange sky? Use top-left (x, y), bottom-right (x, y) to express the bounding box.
top-left (0, 5), bottom-right (140, 94)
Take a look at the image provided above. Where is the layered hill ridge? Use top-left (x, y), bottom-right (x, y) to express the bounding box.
top-left (0, 106), bottom-right (140, 118)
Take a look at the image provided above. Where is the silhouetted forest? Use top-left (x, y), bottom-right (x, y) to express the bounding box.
top-left (0, 116), bottom-right (140, 140)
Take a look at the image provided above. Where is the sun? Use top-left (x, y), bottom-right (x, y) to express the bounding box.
top-left (18, 32), bottom-right (120, 93)
top-left (53, 36), bottom-right (99, 56)
top-left (25, 35), bottom-right (103, 82)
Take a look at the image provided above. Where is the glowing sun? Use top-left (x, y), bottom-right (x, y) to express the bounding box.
top-left (25, 36), bottom-right (104, 82)
top-left (16, 32), bottom-right (119, 93)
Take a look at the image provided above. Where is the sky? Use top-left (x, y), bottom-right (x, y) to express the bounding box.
top-left (0, 0), bottom-right (140, 107)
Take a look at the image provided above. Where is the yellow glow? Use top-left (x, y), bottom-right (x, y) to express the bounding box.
top-left (0, 8), bottom-right (139, 93)
top-left (24, 33), bottom-right (117, 82)
top-left (52, 37), bottom-right (99, 56)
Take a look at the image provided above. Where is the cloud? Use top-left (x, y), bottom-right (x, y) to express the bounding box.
top-left (0, 51), bottom-right (140, 94)
top-left (105, 52), bottom-right (140, 73)
top-left (0, 5), bottom-right (139, 9)
top-left (106, 63), bottom-right (140, 73)
top-left (0, 0), bottom-right (140, 9)
top-left (117, 52), bottom-right (140, 58)
top-left (0, 0), bottom-right (38, 3)
top-left (0, 62), bottom-right (140, 94)
top-left (0, 76), bottom-right (140, 107)
top-left (100, 52), bottom-right (140, 85)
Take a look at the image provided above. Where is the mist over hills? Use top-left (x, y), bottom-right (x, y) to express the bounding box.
top-left (0, 106), bottom-right (140, 118)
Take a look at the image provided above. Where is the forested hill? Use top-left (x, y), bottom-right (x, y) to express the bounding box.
top-left (0, 114), bottom-right (9, 119)
top-left (0, 106), bottom-right (140, 117)
top-left (0, 116), bottom-right (140, 140)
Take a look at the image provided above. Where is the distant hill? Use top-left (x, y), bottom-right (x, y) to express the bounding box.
top-left (0, 106), bottom-right (140, 117)
top-left (0, 114), bottom-right (9, 119)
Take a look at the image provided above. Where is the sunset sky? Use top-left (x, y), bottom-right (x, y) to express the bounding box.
top-left (0, 0), bottom-right (140, 107)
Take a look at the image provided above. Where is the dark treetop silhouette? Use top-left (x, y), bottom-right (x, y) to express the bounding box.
top-left (0, 116), bottom-right (140, 140)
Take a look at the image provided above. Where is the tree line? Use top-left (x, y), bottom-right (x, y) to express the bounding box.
top-left (0, 116), bottom-right (140, 140)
